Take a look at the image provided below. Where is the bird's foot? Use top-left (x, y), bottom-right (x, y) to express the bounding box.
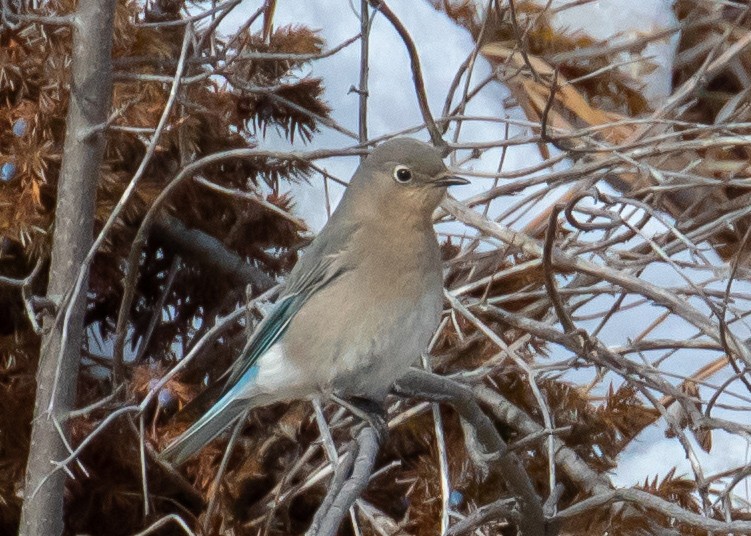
top-left (332, 395), bottom-right (389, 445)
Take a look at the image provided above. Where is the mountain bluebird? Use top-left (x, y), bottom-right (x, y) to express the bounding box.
top-left (160, 138), bottom-right (468, 465)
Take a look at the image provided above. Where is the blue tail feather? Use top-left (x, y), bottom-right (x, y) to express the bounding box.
top-left (160, 367), bottom-right (259, 465)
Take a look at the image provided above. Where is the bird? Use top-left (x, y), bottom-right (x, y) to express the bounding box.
top-left (160, 137), bottom-right (469, 465)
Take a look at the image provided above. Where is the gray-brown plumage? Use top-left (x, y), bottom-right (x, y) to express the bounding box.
top-left (160, 138), bottom-right (468, 465)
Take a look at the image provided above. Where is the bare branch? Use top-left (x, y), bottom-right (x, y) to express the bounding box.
top-left (367, 0), bottom-right (443, 147)
top-left (395, 369), bottom-right (548, 536)
top-left (152, 214), bottom-right (276, 290)
top-left (19, 1), bottom-right (115, 533)
top-left (554, 488), bottom-right (751, 535)
top-left (306, 427), bottom-right (380, 536)
top-left (446, 498), bottom-right (519, 536)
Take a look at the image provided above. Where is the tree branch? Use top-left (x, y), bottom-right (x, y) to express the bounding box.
top-left (395, 369), bottom-right (549, 535)
top-left (554, 488), bottom-right (751, 535)
top-left (306, 426), bottom-right (380, 536)
top-left (473, 386), bottom-right (613, 496)
top-left (446, 498), bottom-right (519, 536)
top-left (152, 214), bottom-right (276, 292)
top-left (368, 0), bottom-right (443, 148)
top-left (19, 1), bottom-right (115, 534)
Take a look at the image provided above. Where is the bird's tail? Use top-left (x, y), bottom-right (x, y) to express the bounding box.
top-left (159, 390), bottom-right (248, 466)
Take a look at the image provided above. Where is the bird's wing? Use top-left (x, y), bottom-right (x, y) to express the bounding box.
top-left (220, 250), bottom-right (348, 395)
top-left (160, 252), bottom-right (349, 465)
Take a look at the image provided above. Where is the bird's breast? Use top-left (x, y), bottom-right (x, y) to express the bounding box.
top-left (281, 229), bottom-right (444, 400)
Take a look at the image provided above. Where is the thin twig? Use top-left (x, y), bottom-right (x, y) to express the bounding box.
top-left (367, 0), bottom-right (443, 147)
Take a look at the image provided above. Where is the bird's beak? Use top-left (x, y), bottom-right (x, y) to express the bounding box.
top-left (433, 174), bottom-right (470, 187)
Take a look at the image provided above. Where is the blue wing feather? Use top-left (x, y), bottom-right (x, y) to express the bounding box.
top-left (220, 293), bottom-right (301, 394)
top-left (160, 254), bottom-right (348, 465)
top-left (159, 369), bottom-right (257, 465)
top-left (160, 297), bottom-right (300, 465)
top-left (221, 254), bottom-right (348, 393)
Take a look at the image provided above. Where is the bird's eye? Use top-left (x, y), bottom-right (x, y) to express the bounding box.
top-left (393, 165), bottom-right (413, 184)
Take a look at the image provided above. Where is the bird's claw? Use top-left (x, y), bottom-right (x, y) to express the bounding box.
top-left (365, 411), bottom-right (389, 445)
top-left (332, 395), bottom-right (389, 445)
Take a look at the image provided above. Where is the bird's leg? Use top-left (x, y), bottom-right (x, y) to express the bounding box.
top-left (331, 395), bottom-right (389, 445)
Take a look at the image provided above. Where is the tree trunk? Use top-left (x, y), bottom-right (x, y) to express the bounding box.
top-left (19, 2), bottom-right (115, 534)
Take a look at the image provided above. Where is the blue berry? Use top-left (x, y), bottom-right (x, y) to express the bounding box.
top-left (157, 388), bottom-right (174, 407)
top-left (12, 118), bottom-right (27, 137)
top-left (1, 162), bottom-right (16, 182)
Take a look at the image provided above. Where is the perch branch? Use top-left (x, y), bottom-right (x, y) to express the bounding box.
top-left (306, 427), bottom-right (380, 536)
top-left (395, 369), bottom-right (548, 535)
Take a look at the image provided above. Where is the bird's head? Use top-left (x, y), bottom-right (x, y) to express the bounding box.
top-left (346, 138), bottom-right (469, 221)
